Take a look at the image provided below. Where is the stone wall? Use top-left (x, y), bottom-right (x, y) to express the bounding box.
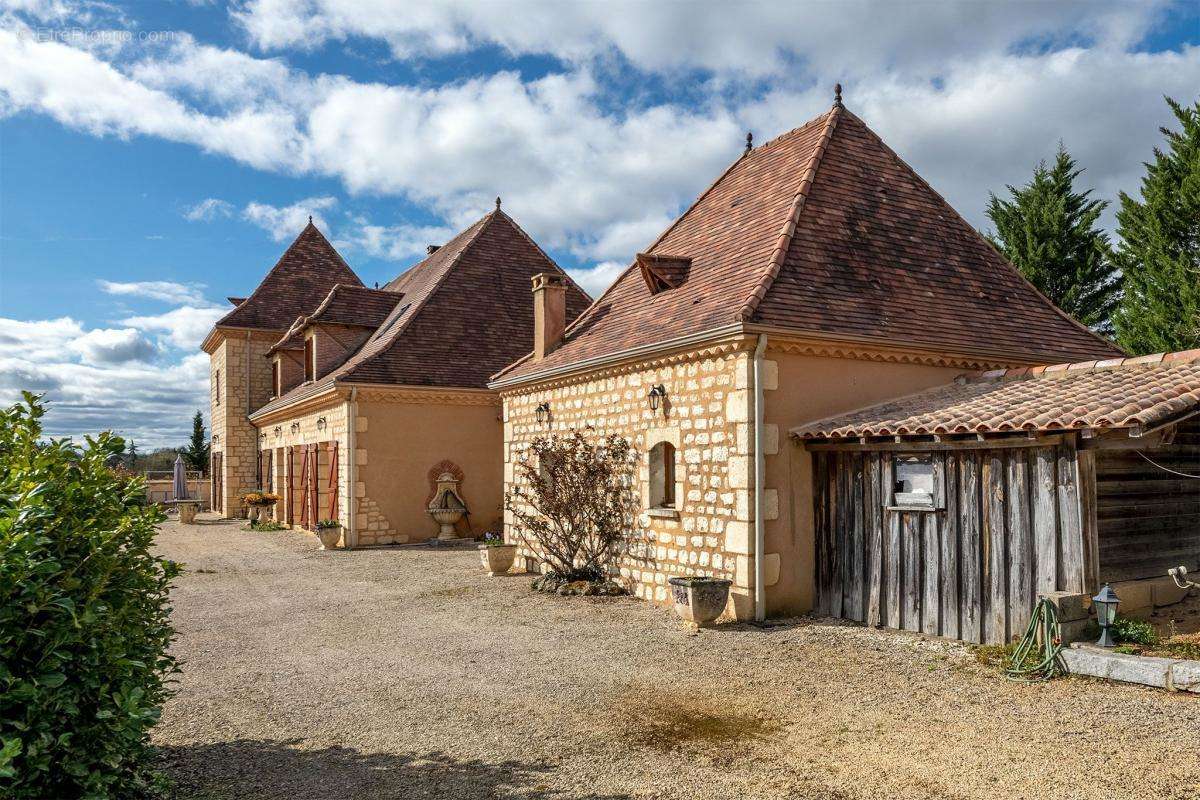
top-left (209, 329), bottom-right (279, 517)
top-left (261, 399), bottom-right (352, 540)
top-left (501, 338), bottom-right (775, 620)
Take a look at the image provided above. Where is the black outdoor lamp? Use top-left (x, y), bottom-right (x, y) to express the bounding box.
top-left (534, 402), bottom-right (551, 426)
top-left (647, 384), bottom-right (666, 413)
top-left (273, 426), bottom-right (282, 438)
top-left (290, 422), bottom-right (301, 434)
top-left (316, 416), bottom-right (327, 431)
top-left (1093, 584), bottom-right (1120, 648)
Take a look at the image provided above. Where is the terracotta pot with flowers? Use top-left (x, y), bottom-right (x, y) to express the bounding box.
top-left (478, 531), bottom-right (518, 576)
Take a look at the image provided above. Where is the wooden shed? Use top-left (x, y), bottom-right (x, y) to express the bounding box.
top-left (792, 351), bottom-right (1200, 645)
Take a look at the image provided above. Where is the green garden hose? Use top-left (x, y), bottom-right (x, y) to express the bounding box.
top-left (1004, 597), bottom-right (1066, 682)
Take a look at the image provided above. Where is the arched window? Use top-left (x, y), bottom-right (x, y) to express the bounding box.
top-left (649, 441), bottom-right (676, 509)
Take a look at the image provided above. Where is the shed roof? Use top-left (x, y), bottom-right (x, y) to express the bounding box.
top-left (494, 101), bottom-right (1121, 385)
top-left (791, 350), bottom-right (1200, 440)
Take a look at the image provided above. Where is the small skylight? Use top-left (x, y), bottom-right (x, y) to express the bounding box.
top-left (373, 303), bottom-right (411, 341)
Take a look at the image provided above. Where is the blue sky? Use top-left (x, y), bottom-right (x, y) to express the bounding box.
top-left (0, 0), bottom-right (1198, 447)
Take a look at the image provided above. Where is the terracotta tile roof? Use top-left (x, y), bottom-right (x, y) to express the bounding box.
top-left (210, 221), bottom-right (362, 333)
top-left (266, 285), bottom-right (404, 354)
top-left (494, 104), bottom-right (1121, 384)
top-left (791, 350), bottom-right (1200, 440)
top-left (250, 209), bottom-right (590, 418)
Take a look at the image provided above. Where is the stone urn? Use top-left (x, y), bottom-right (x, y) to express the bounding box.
top-left (668, 576), bottom-right (732, 627)
top-left (316, 525), bottom-right (342, 550)
top-left (479, 544), bottom-right (518, 576)
top-left (427, 472), bottom-right (468, 540)
top-left (177, 501), bottom-right (199, 525)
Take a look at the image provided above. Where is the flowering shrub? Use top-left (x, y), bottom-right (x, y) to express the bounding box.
top-left (0, 394), bottom-right (178, 798)
top-left (504, 431), bottom-right (635, 581)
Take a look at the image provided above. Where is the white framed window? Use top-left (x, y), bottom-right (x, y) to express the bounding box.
top-left (649, 441), bottom-right (676, 509)
top-left (891, 455), bottom-right (942, 510)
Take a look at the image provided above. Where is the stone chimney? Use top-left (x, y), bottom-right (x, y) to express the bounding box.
top-left (531, 272), bottom-right (567, 360)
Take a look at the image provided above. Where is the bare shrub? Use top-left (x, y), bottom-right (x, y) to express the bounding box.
top-left (504, 431), bottom-right (636, 581)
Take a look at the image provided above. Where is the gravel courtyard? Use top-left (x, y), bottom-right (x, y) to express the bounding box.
top-left (154, 517), bottom-right (1199, 800)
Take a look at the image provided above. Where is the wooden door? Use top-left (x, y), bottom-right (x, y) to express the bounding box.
top-left (210, 452), bottom-right (224, 514)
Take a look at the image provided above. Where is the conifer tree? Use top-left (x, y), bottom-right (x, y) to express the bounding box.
top-left (182, 410), bottom-right (210, 474)
top-left (987, 144), bottom-right (1120, 333)
top-left (1112, 97), bottom-right (1200, 354)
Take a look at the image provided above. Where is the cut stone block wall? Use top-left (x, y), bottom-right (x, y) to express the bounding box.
top-left (502, 339), bottom-right (774, 620)
top-left (209, 329), bottom-right (279, 517)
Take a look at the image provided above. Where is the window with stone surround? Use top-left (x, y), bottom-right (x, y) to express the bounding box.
top-left (303, 336), bottom-right (315, 382)
top-left (214, 370), bottom-right (220, 406)
top-left (648, 441), bottom-right (676, 509)
top-left (271, 360), bottom-right (281, 398)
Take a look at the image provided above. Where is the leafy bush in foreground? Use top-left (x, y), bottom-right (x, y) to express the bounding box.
top-left (0, 394), bottom-right (178, 798)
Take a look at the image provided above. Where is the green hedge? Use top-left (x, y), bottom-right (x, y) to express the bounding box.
top-left (0, 394), bottom-right (179, 798)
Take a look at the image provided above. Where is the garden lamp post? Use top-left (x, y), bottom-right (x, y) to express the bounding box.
top-left (1093, 584), bottom-right (1120, 648)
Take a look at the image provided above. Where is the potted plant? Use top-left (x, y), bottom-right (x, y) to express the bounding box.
top-left (478, 531), bottom-right (518, 576)
top-left (241, 492), bottom-right (263, 522)
top-left (315, 519), bottom-right (342, 550)
top-left (667, 576), bottom-right (732, 627)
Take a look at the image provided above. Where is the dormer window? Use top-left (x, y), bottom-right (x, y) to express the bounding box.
top-left (272, 359), bottom-right (281, 397)
top-left (637, 253), bottom-right (692, 295)
top-left (303, 335), bottom-right (315, 382)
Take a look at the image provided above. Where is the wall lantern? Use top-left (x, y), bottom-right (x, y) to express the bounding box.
top-left (316, 416), bottom-right (328, 432)
top-left (647, 384), bottom-right (667, 413)
top-left (534, 402), bottom-right (551, 426)
top-left (212, 434), bottom-right (219, 444)
top-left (1093, 584), bottom-right (1120, 648)
top-left (259, 432), bottom-right (267, 442)
top-left (273, 426), bottom-right (282, 438)
top-left (290, 422), bottom-right (301, 434)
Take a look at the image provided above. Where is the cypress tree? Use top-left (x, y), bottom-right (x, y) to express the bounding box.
top-left (182, 410), bottom-right (210, 474)
top-left (1112, 97), bottom-right (1200, 355)
top-left (987, 144), bottom-right (1121, 334)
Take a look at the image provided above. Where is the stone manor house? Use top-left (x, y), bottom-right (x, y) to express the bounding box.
top-left (202, 205), bottom-right (589, 544)
top-left (207, 92), bottom-right (1200, 637)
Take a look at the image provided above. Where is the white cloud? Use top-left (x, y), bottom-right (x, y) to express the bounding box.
top-left (566, 260), bottom-right (628, 299)
top-left (335, 216), bottom-right (455, 261)
top-left (242, 195), bottom-right (336, 240)
top-left (183, 197), bottom-right (234, 221)
top-left (99, 279), bottom-right (210, 305)
top-left (0, 315), bottom-right (203, 447)
top-left (121, 305), bottom-right (226, 350)
top-left (231, 0), bottom-right (1169, 77)
top-left (66, 326), bottom-right (156, 363)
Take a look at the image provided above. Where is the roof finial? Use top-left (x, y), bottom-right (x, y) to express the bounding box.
top-left (308, 214), bottom-right (313, 224)
top-left (495, 196), bottom-right (501, 211)
top-left (744, 131), bottom-right (753, 155)
top-left (834, 83), bottom-right (843, 108)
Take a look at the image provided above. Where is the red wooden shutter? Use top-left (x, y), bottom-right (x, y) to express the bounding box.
top-left (298, 446), bottom-right (311, 528)
top-left (327, 441), bottom-right (339, 520)
top-left (285, 446), bottom-right (294, 525)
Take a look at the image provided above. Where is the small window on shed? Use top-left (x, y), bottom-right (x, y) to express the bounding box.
top-left (649, 441), bottom-right (677, 509)
top-left (892, 456), bottom-right (939, 509)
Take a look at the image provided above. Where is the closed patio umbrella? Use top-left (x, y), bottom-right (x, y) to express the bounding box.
top-left (172, 454), bottom-right (189, 501)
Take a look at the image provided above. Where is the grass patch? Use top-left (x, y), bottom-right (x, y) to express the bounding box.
top-left (973, 642), bottom-right (1017, 670)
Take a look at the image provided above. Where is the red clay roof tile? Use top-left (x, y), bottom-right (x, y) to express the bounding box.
top-left (792, 351), bottom-right (1200, 439)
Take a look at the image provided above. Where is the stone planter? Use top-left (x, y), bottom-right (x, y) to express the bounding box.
top-left (668, 576), bottom-right (732, 627)
top-left (177, 501), bottom-right (199, 525)
top-left (317, 526), bottom-right (342, 550)
top-left (479, 544), bottom-right (518, 576)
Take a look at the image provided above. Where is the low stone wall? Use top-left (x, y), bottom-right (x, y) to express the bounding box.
top-left (1062, 644), bottom-right (1200, 693)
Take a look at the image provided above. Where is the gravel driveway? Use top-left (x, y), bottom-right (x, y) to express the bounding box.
top-left (154, 516), bottom-right (1199, 800)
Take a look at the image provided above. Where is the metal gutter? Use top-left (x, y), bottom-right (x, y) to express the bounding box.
top-left (752, 334), bottom-right (768, 622)
top-left (346, 387), bottom-right (358, 548)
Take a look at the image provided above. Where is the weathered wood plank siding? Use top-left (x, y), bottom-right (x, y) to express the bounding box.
top-left (812, 443), bottom-right (1088, 645)
top-left (1096, 422), bottom-right (1200, 582)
